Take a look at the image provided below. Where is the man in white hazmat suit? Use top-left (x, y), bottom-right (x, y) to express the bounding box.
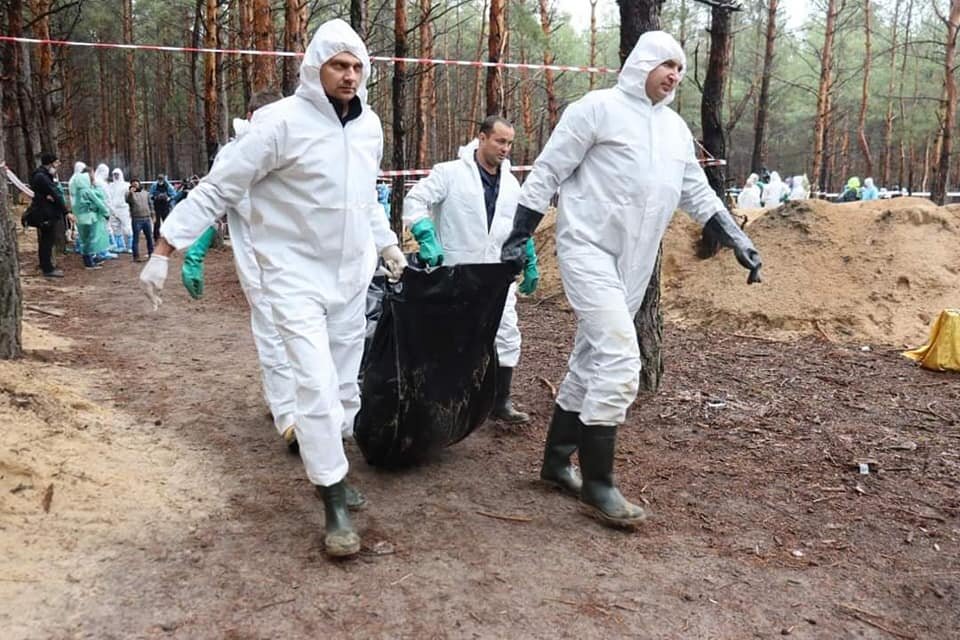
top-left (402, 115), bottom-right (539, 423)
top-left (501, 31), bottom-right (763, 529)
top-left (736, 173), bottom-right (761, 209)
top-left (138, 19), bottom-right (406, 558)
top-left (107, 168), bottom-right (133, 253)
top-left (177, 89), bottom-right (299, 452)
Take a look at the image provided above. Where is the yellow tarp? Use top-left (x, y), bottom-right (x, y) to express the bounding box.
top-left (903, 309), bottom-right (960, 372)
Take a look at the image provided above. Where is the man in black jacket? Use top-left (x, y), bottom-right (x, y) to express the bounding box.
top-left (28, 153), bottom-right (73, 278)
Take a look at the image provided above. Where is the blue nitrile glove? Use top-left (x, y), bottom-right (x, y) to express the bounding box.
top-left (181, 226), bottom-right (217, 299)
top-left (411, 218), bottom-right (444, 267)
top-left (519, 237), bottom-right (539, 295)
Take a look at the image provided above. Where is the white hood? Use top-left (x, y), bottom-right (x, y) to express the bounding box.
top-left (616, 31), bottom-right (686, 106)
top-left (295, 18), bottom-right (371, 108)
top-left (94, 163), bottom-right (109, 186)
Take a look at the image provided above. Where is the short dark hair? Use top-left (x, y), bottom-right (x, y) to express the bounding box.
top-left (479, 115), bottom-right (513, 136)
top-left (247, 90), bottom-right (283, 114)
top-left (40, 152), bottom-right (58, 165)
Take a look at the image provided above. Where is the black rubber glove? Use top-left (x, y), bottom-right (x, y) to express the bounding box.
top-left (501, 204), bottom-right (544, 274)
top-left (701, 210), bottom-right (763, 284)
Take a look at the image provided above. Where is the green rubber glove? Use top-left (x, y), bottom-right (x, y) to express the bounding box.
top-left (410, 218), bottom-right (444, 267)
top-left (181, 226), bottom-right (216, 299)
top-left (519, 237), bottom-right (539, 295)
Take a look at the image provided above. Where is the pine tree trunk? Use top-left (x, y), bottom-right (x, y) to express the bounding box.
top-left (30, 0), bottom-right (58, 156)
top-left (619, 0), bottom-right (663, 393)
top-left (252, 0), bottom-right (276, 92)
top-left (930, 0), bottom-right (960, 205)
top-left (283, 0), bottom-right (307, 97)
top-left (589, 0), bottom-right (599, 90)
top-left (350, 0), bottom-right (367, 39)
top-left (701, 6), bottom-right (734, 198)
top-left (857, 0), bottom-right (873, 177)
top-left (486, 0), bottom-right (506, 116)
top-left (0, 91), bottom-right (23, 360)
top-left (204, 0), bottom-right (220, 166)
top-left (880, 0), bottom-right (902, 186)
top-left (390, 0), bottom-right (408, 237)
top-left (751, 0), bottom-right (778, 175)
top-left (416, 0), bottom-right (435, 169)
top-left (539, 0), bottom-right (559, 131)
top-left (468, 0), bottom-right (488, 136)
top-left (122, 0), bottom-right (138, 174)
top-left (812, 0), bottom-right (839, 194)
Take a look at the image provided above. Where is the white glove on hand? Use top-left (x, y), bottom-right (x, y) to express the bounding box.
top-left (380, 245), bottom-right (406, 282)
top-left (139, 254), bottom-right (169, 311)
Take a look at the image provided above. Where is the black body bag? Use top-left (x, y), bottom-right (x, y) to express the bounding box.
top-left (355, 262), bottom-right (515, 467)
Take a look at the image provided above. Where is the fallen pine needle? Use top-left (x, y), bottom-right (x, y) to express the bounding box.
top-left (537, 376), bottom-right (557, 398)
top-left (476, 510), bottom-right (532, 523)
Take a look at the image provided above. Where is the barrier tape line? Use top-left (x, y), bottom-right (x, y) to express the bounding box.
top-left (0, 35), bottom-right (619, 74)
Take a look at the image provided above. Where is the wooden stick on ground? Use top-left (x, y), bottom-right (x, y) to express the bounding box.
top-left (837, 604), bottom-right (916, 639)
top-left (476, 510), bottom-right (533, 523)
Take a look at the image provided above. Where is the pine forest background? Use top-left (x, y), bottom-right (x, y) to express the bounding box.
top-left (2, 0), bottom-right (960, 200)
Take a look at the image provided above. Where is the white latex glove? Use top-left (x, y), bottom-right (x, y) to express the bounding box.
top-left (139, 254), bottom-right (169, 311)
top-left (380, 245), bottom-right (406, 282)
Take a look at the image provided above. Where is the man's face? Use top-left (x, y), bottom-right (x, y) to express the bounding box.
top-left (477, 122), bottom-right (515, 168)
top-left (320, 52), bottom-right (363, 102)
top-left (645, 59), bottom-right (683, 104)
top-left (131, 181), bottom-right (140, 191)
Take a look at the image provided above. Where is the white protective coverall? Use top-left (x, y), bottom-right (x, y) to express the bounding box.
top-left (224, 116), bottom-right (297, 435)
top-left (107, 168), bottom-right (133, 238)
top-left (761, 171), bottom-right (788, 208)
top-left (788, 174), bottom-right (810, 201)
top-left (158, 19), bottom-right (397, 486)
top-left (517, 31), bottom-right (724, 427)
top-left (402, 139), bottom-right (522, 367)
top-left (737, 173), bottom-right (762, 209)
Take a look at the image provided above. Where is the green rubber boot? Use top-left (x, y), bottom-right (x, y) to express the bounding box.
top-left (316, 482), bottom-right (361, 557)
top-left (579, 425), bottom-right (648, 529)
top-left (539, 404), bottom-right (583, 496)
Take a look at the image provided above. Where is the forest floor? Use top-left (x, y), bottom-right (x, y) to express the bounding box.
top-left (2, 210), bottom-right (959, 639)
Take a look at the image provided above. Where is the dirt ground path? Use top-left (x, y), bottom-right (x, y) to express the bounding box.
top-left (2, 236), bottom-right (958, 639)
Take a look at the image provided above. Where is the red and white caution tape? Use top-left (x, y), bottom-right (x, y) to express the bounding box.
top-left (0, 35), bottom-right (619, 74)
top-left (3, 162), bottom-right (35, 198)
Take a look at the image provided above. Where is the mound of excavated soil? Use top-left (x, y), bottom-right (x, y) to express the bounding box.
top-left (535, 197), bottom-right (960, 347)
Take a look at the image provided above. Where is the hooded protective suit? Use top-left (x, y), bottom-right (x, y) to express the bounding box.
top-left (861, 177), bottom-right (879, 200)
top-left (226, 116), bottom-right (297, 435)
top-left (91, 164), bottom-right (114, 255)
top-left (403, 138), bottom-right (523, 367)
top-left (761, 171), bottom-right (788, 208)
top-left (517, 31), bottom-right (726, 426)
top-left (787, 174), bottom-right (810, 201)
top-left (737, 173), bottom-right (762, 209)
top-left (71, 172), bottom-right (110, 259)
top-left (158, 19), bottom-right (397, 487)
top-left (107, 168), bottom-right (133, 250)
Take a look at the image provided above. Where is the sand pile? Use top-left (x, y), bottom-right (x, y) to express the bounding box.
top-left (535, 197), bottom-right (960, 347)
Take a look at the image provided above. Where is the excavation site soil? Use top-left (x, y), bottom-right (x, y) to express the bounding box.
top-left (2, 196), bottom-right (959, 639)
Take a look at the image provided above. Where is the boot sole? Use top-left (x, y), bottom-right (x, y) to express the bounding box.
top-left (581, 503), bottom-right (649, 530)
top-left (325, 534), bottom-right (361, 557)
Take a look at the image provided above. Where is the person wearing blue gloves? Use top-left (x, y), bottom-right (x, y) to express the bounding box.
top-left (403, 115), bottom-right (539, 424)
top-left (500, 32), bottom-right (762, 529)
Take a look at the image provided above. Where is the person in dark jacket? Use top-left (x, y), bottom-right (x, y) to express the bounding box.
top-left (28, 153), bottom-right (74, 277)
top-left (150, 175), bottom-right (176, 240)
